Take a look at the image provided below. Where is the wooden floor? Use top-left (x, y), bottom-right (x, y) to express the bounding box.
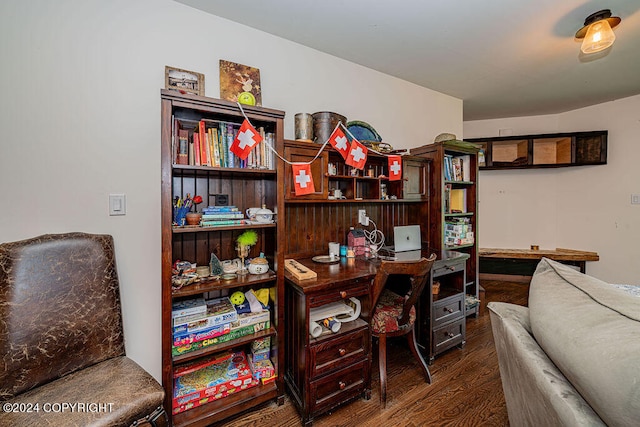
top-left (216, 279), bottom-right (529, 427)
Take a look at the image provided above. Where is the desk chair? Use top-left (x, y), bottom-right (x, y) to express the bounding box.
top-left (370, 254), bottom-right (437, 407)
top-left (0, 233), bottom-right (166, 427)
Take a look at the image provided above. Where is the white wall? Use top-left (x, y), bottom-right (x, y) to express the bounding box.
top-left (464, 94), bottom-right (640, 284)
top-left (0, 0), bottom-right (462, 381)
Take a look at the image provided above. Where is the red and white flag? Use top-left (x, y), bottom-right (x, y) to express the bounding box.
top-left (328, 127), bottom-right (350, 160)
top-left (345, 139), bottom-right (368, 170)
top-left (230, 119), bottom-right (263, 160)
top-left (388, 155), bottom-right (402, 181)
top-left (292, 163), bottom-right (315, 196)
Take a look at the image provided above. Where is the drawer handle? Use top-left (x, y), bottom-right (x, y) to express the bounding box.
top-left (338, 348), bottom-right (346, 356)
top-left (340, 291), bottom-right (347, 298)
top-left (444, 307), bottom-right (454, 313)
top-left (338, 381), bottom-right (346, 390)
top-left (446, 332), bottom-right (455, 338)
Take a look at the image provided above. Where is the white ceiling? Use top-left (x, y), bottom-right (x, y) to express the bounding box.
top-left (175, 0), bottom-right (640, 121)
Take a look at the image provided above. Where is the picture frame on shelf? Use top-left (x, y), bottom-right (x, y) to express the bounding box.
top-left (219, 60), bottom-right (262, 106)
top-left (165, 66), bottom-right (204, 96)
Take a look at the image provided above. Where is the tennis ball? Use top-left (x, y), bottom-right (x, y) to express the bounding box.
top-left (237, 91), bottom-right (256, 106)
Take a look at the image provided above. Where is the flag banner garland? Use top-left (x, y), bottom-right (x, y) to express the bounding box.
top-left (345, 138), bottom-right (368, 170)
top-left (234, 102), bottom-right (406, 197)
top-left (388, 155), bottom-right (402, 181)
top-left (292, 163), bottom-right (315, 196)
top-left (328, 127), bottom-right (350, 160)
top-left (230, 119), bottom-right (263, 160)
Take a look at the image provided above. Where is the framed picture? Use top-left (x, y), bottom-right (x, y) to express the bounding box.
top-left (219, 60), bottom-right (262, 106)
top-left (165, 66), bottom-right (204, 96)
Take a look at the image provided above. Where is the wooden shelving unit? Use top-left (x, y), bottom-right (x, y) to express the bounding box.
top-left (160, 90), bottom-right (285, 426)
top-left (467, 130), bottom-right (607, 170)
top-left (410, 140), bottom-right (480, 316)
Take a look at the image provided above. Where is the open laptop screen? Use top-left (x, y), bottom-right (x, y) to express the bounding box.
top-left (392, 225), bottom-right (421, 252)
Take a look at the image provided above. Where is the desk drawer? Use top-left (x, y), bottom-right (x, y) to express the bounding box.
top-left (309, 360), bottom-right (367, 415)
top-left (433, 293), bottom-right (464, 327)
top-left (433, 318), bottom-right (465, 354)
top-left (310, 326), bottom-right (369, 378)
top-left (433, 260), bottom-right (465, 278)
top-left (309, 281), bottom-right (369, 307)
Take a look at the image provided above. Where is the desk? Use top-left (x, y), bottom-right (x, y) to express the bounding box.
top-left (284, 250), bottom-right (467, 424)
top-left (479, 248), bottom-right (599, 277)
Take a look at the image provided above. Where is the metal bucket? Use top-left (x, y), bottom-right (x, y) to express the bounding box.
top-left (312, 112), bottom-right (347, 144)
top-left (294, 113), bottom-right (314, 142)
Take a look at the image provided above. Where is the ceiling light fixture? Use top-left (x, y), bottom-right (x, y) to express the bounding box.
top-left (575, 9), bottom-right (621, 54)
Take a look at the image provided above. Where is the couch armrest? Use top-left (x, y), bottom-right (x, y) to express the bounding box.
top-left (488, 302), bottom-right (604, 427)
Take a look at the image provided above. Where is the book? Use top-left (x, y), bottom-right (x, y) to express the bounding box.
top-left (177, 130), bottom-right (189, 165)
top-left (202, 206), bottom-right (239, 213)
top-left (202, 212), bottom-right (244, 220)
top-left (199, 120), bottom-right (210, 167)
top-left (449, 188), bottom-right (467, 213)
top-left (193, 131), bottom-right (201, 166)
top-left (201, 219), bottom-right (247, 227)
top-left (209, 127), bottom-right (220, 167)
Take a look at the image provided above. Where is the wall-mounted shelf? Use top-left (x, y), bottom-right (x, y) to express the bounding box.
top-left (467, 130), bottom-right (607, 170)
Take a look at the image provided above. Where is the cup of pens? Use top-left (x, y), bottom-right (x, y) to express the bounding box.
top-left (173, 206), bottom-right (190, 226)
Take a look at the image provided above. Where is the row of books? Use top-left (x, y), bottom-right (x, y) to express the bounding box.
top-left (444, 154), bottom-right (471, 182)
top-left (444, 217), bottom-right (474, 247)
top-left (172, 118), bottom-right (275, 170)
top-left (200, 205), bottom-right (246, 227)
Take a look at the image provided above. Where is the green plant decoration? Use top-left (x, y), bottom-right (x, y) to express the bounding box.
top-left (236, 230), bottom-right (258, 247)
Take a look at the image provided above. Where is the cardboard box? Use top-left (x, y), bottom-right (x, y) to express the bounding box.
top-left (173, 351), bottom-right (253, 410)
top-left (172, 320), bottom-right (270, 357)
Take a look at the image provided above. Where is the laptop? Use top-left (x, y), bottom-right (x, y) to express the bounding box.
top-left (379, 225), bottom-right (422, 260)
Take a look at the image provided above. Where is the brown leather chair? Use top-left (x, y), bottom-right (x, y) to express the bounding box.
top-left (370, 254), bottom-right (437, 407)
top-left (0, 233), bottom-right (166, 427)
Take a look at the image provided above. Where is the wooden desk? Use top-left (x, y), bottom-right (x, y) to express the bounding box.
top-left (479, 247), bottom-right (599, 276)
top-left (284, 250), bottom-right (468, 424)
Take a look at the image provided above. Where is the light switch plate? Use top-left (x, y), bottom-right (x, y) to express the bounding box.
top-left (109, 194), bottom-right (126, 215)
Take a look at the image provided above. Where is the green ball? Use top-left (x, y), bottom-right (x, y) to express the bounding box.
top-left (238, 91), bottom-right (256, 106)
top-left (230, 291), bottom-right (245, 305)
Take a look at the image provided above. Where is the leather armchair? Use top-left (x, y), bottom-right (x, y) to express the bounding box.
top-left (0, 233), bottom-right (166, 426)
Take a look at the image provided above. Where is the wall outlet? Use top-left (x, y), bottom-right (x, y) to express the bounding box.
top-left (358, 209), bottom-right (368, 225)
top-left (632, 194), bottom-right (640, 205)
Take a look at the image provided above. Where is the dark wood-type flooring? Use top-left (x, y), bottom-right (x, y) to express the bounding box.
top-left (215, 279), bottom-right (529, 427)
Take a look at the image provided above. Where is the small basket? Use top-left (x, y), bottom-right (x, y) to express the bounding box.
top-left (432, 281), bottom-right (441, 295)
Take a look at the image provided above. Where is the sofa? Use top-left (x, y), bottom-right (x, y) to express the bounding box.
top-left (488, 258), bottom-right (640, 426)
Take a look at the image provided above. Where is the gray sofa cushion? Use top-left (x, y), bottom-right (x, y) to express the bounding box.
top-left (529, 258), bottom-right (640, 426)
top-left (488, 302), bottom-right (604, 426)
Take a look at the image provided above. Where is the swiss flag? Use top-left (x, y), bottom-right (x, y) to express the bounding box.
top-left (345, 139), bottom-right (368, 170)
top-left (388, 155), bottom-right (402, 181)
top-left (292, 163), bottom-right (315, 196)
top-left (230, 119), bottom-right (263, 160)
top-left (328, 127), bottom-right (350, 160)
